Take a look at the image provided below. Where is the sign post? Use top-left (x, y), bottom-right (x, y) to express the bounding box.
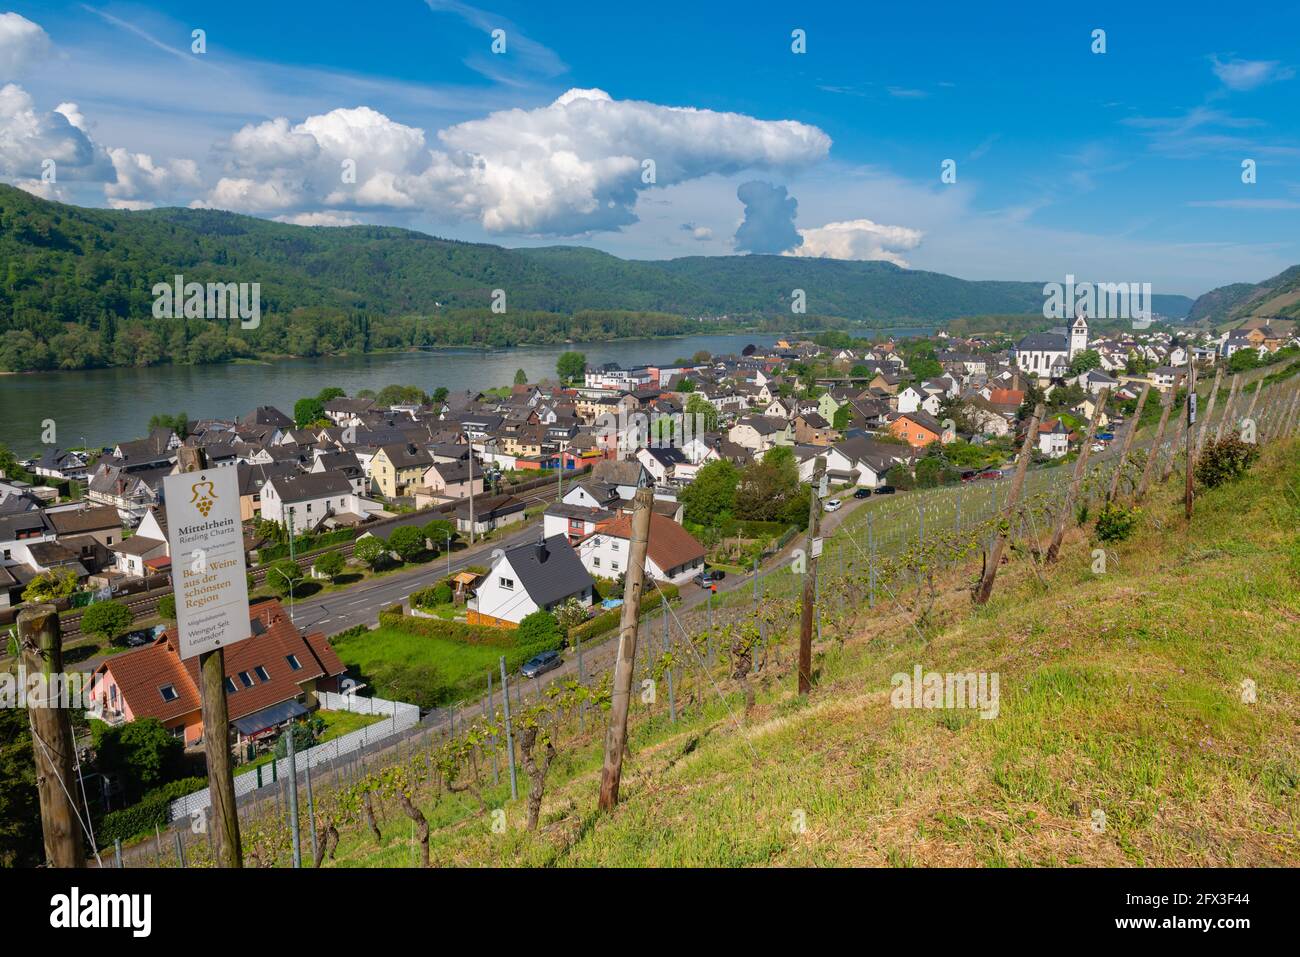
top-left (164, 448), bottom-right (248, 866)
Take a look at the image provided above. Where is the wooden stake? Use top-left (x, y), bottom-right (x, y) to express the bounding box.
top-left (797, 457), bottom-right (826, 696)
top-left (1161, 387), bottom-right (1188, 484)
top-left (1107, 384), bottom-right (1150, 503)
top-left (1194, 367), bottom-right (1223, 460)
top-left (1046, 388), bottom-right (1108, 564)
top-left (20, 605), bottom-right (86, 867)
top-left (177, 445), bottom-right (243, 867)
top-left (1215, 374), bottom-right (1241, 443)
top-left (1134, 385), bottom-right (1174, 503)
top-left (598, 486), bottom-right (654, 812)
top-left (975, 403), bottom-right (1042, 605)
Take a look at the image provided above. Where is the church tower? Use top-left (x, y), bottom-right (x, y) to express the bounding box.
top-left (1070, 313), bottom-right (1089, 359)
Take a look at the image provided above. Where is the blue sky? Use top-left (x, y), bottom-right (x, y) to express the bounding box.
top-left (3, 0), bottom-right (1298, 296)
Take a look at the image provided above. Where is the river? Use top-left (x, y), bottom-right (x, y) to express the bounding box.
top-left (0, 328), bottom-right (933, 455)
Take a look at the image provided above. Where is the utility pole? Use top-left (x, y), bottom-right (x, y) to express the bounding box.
top-left (1107, 384), bottom-right (1150, 503)
top-left (20, 605), bottom-right (85, 867)
top-left (1134, 384), bottom-right (1174, 504)
top-left (1185, 362), bottom-right (1198, 521)
top-left (974, 403), bottom-right (1042, 605)
top-left (797, 457), bottom-right (826, 696)
top-left (177, 445), bottom-right (242, 868)
top-left (1046, 388), bottom-right (1108, 564)
top-left (466, 433), bottom-right (476, 546)
top-left (598, 485), bottom-right (653, 812)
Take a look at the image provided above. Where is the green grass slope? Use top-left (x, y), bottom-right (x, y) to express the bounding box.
top-left (305, 439), bottom-right (1300, 869)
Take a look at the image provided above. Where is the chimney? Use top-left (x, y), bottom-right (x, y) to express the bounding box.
top-left (535, 530), bottom-right (548, 562)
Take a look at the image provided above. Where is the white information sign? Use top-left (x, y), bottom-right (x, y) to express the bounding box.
top-left (810, 536), bottom-right (824, 559)
top-left (162, 467), bottom-right (251, 659)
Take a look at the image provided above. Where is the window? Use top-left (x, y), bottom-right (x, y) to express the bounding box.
top-left (286, 654), bottom-right (302, 671)
top-left (593, 557), bottom-right (601, 568)
top-left (224, 677), bottom-right (238, 694)
top-left (159, 684), bottom-right (179, 702)
top-left (611, 561), bottom-right (620, 572)
top-left (500, 577), bottom-right (514, 590)
top-left (254, 665), bottom-right (270, 682)
top-left (239, 672), bottom-right (254, 688)
top-left (611, 540), bottom-right (620, 551)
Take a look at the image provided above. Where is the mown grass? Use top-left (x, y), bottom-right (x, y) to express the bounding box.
top-left (320, 439), bottom-right (1300, 868)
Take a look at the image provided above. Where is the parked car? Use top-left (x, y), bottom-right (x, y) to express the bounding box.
top-left (1097, 432), bottom-right (1115, 442)
top-left (693, 569), bottom-right (726, 587)
top-left (978, 469), bottom-right (1002, 480)
top-left (875, 485), bottom-right (896, 495)
top-left (1090, 443), bottom-right (1105, 453)
top-left (521, 650), bottom-right (563, 678)
top-left (959, 470), bottom-right (979, 482)
top-left (116, 628), bottom-right (156, 649)
top-left (824, 498), bottom-right (842, 511)
top-left (853, 488), bottom-right (872, 499)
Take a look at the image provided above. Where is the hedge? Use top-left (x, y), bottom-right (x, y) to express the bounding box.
top-left (378, 609), bottom-right (520, 647)
top-left (96, 776), bottom-right (208, 846)
top-left (569, 581), bottom-right (679, 644)
top-left (259, 528), bottom-right (356, 563)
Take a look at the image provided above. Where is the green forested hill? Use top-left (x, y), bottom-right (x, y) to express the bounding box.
top-left (1188, 265), bottom-right (1300, 326)
top-left (0, 185), bottom-right (1193, 371)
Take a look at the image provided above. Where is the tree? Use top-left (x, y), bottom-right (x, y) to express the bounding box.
top-left (431, 386), bottom-right (449, 404)
top-left (677, 377), bottom-right (695, 393)
top-left (832, 403), bottom-right (851, 430)
top-left (266, 558), bottom-right (303, 597)
top-left (514, 368), bottom-right (528, 385)
top-left (387, 525), bottom-right (426, 562)
top-left (316, 386), bottom-right (346, 403)
top-left (553, 596), bottom-right (589, 632)
top-left (374, 384), bottom-right (428, 407)
top-left (147, 411), bottom-right (189, 438)
top-left (0, 708), bottom-right (40, 867)
top-left (1068, 349), bottom-right (1102, 375)
top-left (273, 720), bottom-right (318, 758)
top-left (22, 568), bottom-right (78, 604)
top-left (353, 535), bottom-right (388, 570)
top-left (517, 609), bottom-right (561, 646)
top-left (80, 600), bottom-right (134, 642)
top-left (692, 350), bottom-right (712, 364)
top-left (157, 594), bottom-right (176, 620)
top-left (1228, 349), bottom-right (1261, 373)
top-left (685, 393), bottom-right (719, 433)
top-left (92, 718), bottom-right (185, 801)
top-left (422, 519), bottom-right (455, 549)
top-left (314, 550), bottom-right (345, 582)
top-left (680, 459), bottom-right (739, 525)
top-left (0, 443), bottom-right (34, 483)
top-left (293, 396), bottom-right (325, 428)
top-left (734, 451), bottom-right (801, 523)
top-left (556, 351), bottom-right (586, 383)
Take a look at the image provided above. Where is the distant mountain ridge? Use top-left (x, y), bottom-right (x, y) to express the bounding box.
top-left (0, 184), bottom-right (1195, 339)
top-left (1188, 265), bottom-right (1300, 326)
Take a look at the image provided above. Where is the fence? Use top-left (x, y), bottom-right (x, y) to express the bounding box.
top-left (167, 693), bottom-right (420, 823)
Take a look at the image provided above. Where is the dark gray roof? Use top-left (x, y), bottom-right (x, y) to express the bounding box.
top-left (501, 534), bottom-right (594, 608)
top-left (267, 471), bottom-right (354, 503)
top-left (1016, 331), bottom-right (1069, 352)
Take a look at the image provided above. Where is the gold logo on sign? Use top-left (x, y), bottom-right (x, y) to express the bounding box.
top-left (190, 480), bottom-right (218, 518)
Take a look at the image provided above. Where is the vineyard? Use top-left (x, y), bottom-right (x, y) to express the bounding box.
top-left (118, 367), bottom-right (1300, 868)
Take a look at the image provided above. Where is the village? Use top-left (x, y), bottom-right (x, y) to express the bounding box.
top-left (2, 312), bottom-right (1296, 837)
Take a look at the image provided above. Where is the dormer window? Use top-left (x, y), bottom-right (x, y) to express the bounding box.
top-left (160, 684), bottom-right (179, 702)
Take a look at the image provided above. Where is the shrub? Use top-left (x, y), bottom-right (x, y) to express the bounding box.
top-left (265, 558), bottom-right (303, 597)
top-left (96, 776), bottom-right (207, 846)
top-left (80, 600), bottom-right (134, 642)
top-left (516, 609), bottom-right (560, 646)
top-left (156, 594), bottom-right (176, 620)
top-left (353, 535), bottom-right (388, 569)
top-left (1196, 432), bottom-right (1261, 489)
top-left (432, 582), bottom-right (453, 605)
top-left (388, 525), bottom-right (427, 562)
top-left (1094, 502), bottom-right (1139, 544)
top-left (374, 662), bottom-right (447, 710)
top-left (92, 718), bottom-right (186, 802)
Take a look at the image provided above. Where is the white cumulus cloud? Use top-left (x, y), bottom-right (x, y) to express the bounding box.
top-left (786, 218), bottom-right (924, 266)
top-left (0, 12), bottom-right (49, 79)
top-left (196, 88), bottom-right (831, 235)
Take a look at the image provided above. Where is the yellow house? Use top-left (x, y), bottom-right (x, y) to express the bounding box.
top-left (371, 442), bottom-right (433, 498)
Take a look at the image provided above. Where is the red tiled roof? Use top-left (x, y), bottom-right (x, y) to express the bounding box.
top-left (587, 512), bottom-right (705, 572)
top-left (92, 599), bottom-right (346, 725)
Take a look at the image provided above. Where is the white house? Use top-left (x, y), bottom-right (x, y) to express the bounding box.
top-left (260, 472), bottom-right (363, 530)
top-left (1037, 419), bottom-right (1070, 458)
top-left (468, 534), bottom-right (594, 627)
top-left (575, 512), bottom-right (705, 585)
